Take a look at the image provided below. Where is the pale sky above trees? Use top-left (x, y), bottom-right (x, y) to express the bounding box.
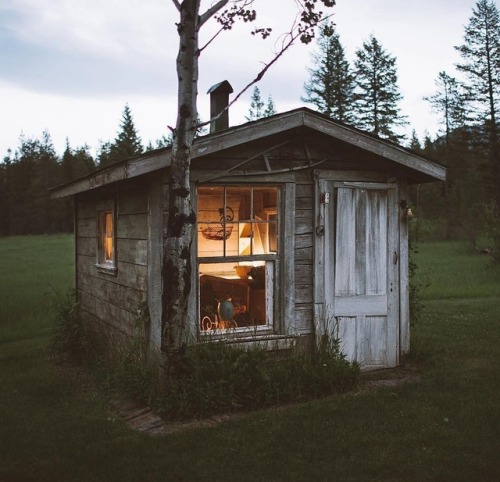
top-left (0, 0), bottom-right (476, 157)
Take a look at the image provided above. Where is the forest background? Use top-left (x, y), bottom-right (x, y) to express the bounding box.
top-left (1, 0), bottom-right (498, 262)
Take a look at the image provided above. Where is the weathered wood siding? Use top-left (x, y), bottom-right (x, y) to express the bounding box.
top-left (293, 171), bottom-right (315, 334)
top-left (75, 184), bottom-right (149, 343)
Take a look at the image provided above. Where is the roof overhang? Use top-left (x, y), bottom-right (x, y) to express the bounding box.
top-left (51, 108), bottom-right (446, 199)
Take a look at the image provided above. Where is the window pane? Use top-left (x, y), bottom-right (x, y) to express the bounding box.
top-left (199, 261), bottom-right (270, 332)
top-left (198, 187), bottom-right (225, 257)
top-left (197, 186), bottom-right (279, 258)
top-left (104, 212), bottom-right (113, 261)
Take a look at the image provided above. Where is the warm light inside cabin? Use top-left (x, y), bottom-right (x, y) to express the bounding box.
top-left (197, 186), bottom-right (279, 332)
top-left (104, 212), bottom-right (113, 262)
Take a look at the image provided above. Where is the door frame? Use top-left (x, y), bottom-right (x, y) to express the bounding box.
top-left (313, 171), bottom-right (403, 368)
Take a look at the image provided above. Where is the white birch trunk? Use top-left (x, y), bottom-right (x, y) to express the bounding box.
top-left (161, 0), bottom-right (201, 375)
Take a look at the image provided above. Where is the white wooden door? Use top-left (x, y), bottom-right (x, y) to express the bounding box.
top-left (319, 181), bottom-right (399, 369)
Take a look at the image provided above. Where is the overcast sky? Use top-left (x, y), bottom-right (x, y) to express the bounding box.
top-left (0, 0), bottom-right (478, 158)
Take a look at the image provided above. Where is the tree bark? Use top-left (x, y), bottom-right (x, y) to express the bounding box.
top-left (161, 0), bottom-right (201, 377)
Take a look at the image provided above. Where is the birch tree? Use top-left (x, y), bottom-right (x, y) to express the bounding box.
top-left (163, 0), bottom-right (336, 377)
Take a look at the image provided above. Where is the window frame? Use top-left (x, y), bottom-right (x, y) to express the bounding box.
top-left (96, 200), bottom-right (117, 274)
top-left (196, 184), bottom-right (282, 338)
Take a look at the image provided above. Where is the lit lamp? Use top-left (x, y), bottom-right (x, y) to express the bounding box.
top-left (239, 223), bottom-right (252, 255)
top-left (238, 223), bottom-right (265, 256)
top-left (399, 200), bottom-right (415, 219)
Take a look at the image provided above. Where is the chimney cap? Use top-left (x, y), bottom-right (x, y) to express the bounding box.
top-left (207, 80), bottom-right (233, 95)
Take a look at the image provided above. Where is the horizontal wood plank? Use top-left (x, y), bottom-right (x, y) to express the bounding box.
top-left (295, 233), bottom-right (314, 250)
top-left (295, 284), bottom-right (313, 304)
top-left (295, 218), bottom-right (313, 235)
top-left (77, 273), bottom-right (146, 312)
top-left (118, 190), bottom-right (148, 215)
top-left (77, 218), bottom-right (96, 238)
top-left (334, 295), bottom-right (387, 316)
top-left (117, 238), bottom-right (147, 266)
top-left (77, 255), bottom-right (147, 292)
top-left (116, 213), bottom-right (148, 240)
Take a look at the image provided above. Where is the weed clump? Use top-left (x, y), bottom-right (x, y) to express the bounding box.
top-left (51, 290), bottom-right (92, 363)
top-left (51, 293), bottom-right (359, 421)
top-left (159, 337), bottom-right (359, 420)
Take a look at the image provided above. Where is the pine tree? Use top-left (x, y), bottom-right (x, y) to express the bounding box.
top-left (263, 95), bottom-right (277, 117)
top-left (6, 132), bottom-right (63, 234)
top-left (353, 35), bottom-right (407, 142)
top-left (246, 87), bottom-right (265, 121)
top-left (60, 141), bottom-right (96, 231)
top-left (425, 71), bottom-right (468, 140)
top-left (61, 140), bottom-right (95, 183)
top-left (455, 0), bottom-right (500, 216)
top-left (455, 0), bottom-right (500, 127)
top-left (246, 87), bottom-right (277, 120)
top-left (98, 104), bottom-right (143, 167)
top-left (302, 24), bottom-right (355, 123)
top-left (408, 130), bottom-right (422, 151)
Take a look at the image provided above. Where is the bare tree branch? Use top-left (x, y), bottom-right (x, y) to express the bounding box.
top-left (171, 0), bottom-right (181, 12)
top-left (198, 25), bottom-right (226, 54)
top-left (198, 0), bottom-right (254, 53)
top-left (197, 28), bottom-right (299, 131)
top-left (196, 11), bottom-right (334, 131)
top-left (199, 0), bottom-right (230, 27)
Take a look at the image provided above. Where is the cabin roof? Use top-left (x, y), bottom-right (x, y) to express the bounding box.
top-left (51, 107), bottom-right (446, 199)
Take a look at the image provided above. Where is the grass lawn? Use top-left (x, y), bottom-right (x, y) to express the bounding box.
top-left (1, 235), bottom-right (499, 481)
top-left (413, 241), bottom-right (500, 300)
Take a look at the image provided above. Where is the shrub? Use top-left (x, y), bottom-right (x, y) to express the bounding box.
top-left (159, 336), bottom-right (359, 420)
top-left (51, 290), bottom-right (92, 362)
top-left (50, 293), bottom-right (359, 421)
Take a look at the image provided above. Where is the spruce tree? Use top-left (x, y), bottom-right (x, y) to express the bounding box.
top-left (98, 104), bottom-right (143, 167)
top-left (263, 95), bottom-right (277, 117)
top-left (246, 87), bottom-right (277, 120)
top-left (408, 130), bottom-right (422, 151)
top-left (425, 71), bottom-right (467, 140)
top-left (246, 87), bottom-right (265, 121)
top-left (353, 35), bottom-right (407, 142)
top-left (302, 24), bottom-right (355, 123)
top-left (455, 0), bottom-right (500, 215)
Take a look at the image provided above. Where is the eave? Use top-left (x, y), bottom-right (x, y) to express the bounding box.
top-left (51, 108), bottom-right (445, 199)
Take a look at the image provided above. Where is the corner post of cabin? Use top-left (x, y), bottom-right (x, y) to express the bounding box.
top-left (313, 173), bottom-right (327, 342)
top-left (399, 179), bottom-right (410, 354)
top-left (282, 181), bottom-right (296, 335)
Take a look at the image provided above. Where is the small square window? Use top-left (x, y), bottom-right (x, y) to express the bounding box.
top-left (97, 208), bottom-right (116, 271)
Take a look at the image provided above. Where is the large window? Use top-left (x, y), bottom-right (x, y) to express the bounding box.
top-left (197, 186), bottom-right (280, 334)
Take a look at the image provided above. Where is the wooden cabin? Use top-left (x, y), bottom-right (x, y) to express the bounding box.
top-left (51, 86), bottom-right (445, 370)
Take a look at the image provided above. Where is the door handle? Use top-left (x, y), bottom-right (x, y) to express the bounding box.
top-left (393, 251), bottom-right (398, 265)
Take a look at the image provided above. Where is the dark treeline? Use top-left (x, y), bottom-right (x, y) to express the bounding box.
top-left (0, 105), bottom-right (171, 237)
top-left (1, 1), bottom-right (498, 261)
top-left (0, 133), bottom-right (95, 236)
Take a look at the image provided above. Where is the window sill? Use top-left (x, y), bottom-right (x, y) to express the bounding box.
top-left (95, 264), bottom-right (118, 276)
top-left (200, 333), bottom-right (299, 351)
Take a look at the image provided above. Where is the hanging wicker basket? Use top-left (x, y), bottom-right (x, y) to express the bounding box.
top-left (201, 206), bottom-right (235, 241)
top-left (201, 225), bottom-right (233, 241)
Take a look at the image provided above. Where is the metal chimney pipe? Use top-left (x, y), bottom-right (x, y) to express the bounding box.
top-left (207, 81), bottom-right (233, 133)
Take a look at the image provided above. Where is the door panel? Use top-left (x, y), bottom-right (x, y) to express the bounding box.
top-left (322, 182), bottom-right (398, 369)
